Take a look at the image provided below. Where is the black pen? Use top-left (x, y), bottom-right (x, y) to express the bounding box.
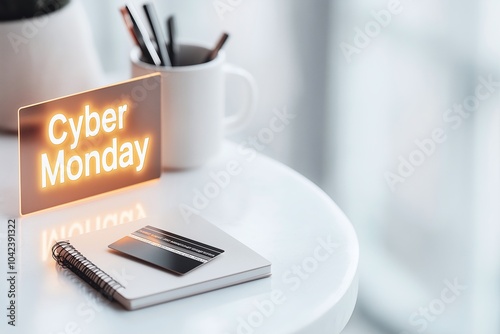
top-left (143, 3), bottom-right (171, 66)
top-left (166, 16), bottom-right (180, 66)
top-left (119, 7), bottom-right (140, 47)
top-left (204, 32), bottom-right (229, 63)
top-left (125, 4), bottom-right (161, 66)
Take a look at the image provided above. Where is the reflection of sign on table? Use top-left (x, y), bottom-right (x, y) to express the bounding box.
top-left (19, 74), bottom-right (162, 215)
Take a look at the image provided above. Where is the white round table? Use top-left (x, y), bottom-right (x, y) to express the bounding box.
top-left (0, 135), bottom-right (358, 334)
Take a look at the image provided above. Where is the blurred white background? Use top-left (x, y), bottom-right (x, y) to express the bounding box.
top-left (79, 0), bottom-right (500, 332)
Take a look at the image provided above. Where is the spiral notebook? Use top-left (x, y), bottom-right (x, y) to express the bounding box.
top-left (51, 213), bottom-right (271, 310)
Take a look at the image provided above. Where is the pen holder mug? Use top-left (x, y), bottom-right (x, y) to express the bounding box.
top-left (131, 43), bottom-right (257, 169)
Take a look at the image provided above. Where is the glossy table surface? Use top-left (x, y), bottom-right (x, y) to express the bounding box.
top-left (0, 134), bottom-right (358, 334)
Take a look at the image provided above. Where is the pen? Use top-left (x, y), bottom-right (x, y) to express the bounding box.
top-left (166, 16), bottom-right (179, 66)
top-left (143, 3), bottom-right (171, 66)
top-left (204, 32), bottom-right (229, 63)
top-left (119, 7), bottom-right (140, 47)
top-left (125, 4), bottom-right (161, 66)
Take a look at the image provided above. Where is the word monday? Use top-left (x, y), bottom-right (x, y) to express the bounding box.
top-left (41, 104), bottom-right (149, 188)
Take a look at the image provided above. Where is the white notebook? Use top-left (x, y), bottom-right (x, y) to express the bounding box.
top-left (52, 213), bottom-right (271, 310)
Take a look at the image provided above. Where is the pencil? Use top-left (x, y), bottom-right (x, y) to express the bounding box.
top-left (119, 7), bottom-right (140, 47)
top-left (204, 33), bottom-right (229, 63)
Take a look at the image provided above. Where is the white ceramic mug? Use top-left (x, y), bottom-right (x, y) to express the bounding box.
top-left (131, 43), bottom-right (257, 169)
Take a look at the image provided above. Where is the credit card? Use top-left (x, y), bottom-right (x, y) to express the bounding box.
top-left (109, 225), bottom-right (224, 275)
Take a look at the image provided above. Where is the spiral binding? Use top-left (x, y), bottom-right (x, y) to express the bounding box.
top-left (52, 241), bottom-right (124, 301)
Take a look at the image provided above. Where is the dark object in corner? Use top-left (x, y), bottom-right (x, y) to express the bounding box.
top-left (0, 0), bottom-right (70, 22)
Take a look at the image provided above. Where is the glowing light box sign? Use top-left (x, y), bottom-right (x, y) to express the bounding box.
top-left (18, 73), bottom-right (162, 215)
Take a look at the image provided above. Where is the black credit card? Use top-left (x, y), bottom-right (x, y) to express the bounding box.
top-left (108, 225), bottom-right (224, 275)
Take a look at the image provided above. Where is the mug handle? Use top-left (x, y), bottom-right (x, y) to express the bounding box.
top-left (222, 63), bottom-right (258, 134)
